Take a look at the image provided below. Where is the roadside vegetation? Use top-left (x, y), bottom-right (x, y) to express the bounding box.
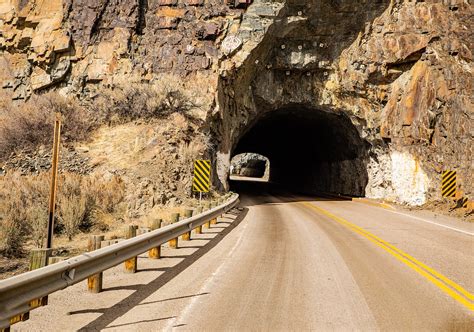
top-left (0, 92), bottom-right (92, 161)
top-left (0, 77), bottom-right (206, 264)
top-left (0, 172), bottom-right (125, 257)
top-left (0, 79), bottom-right (198, 161)
top-left (90, 81), bottom-right (198, 125)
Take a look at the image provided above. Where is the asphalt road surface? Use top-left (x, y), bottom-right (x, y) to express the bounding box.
top-left (15, 183), bottom-right (474, 331)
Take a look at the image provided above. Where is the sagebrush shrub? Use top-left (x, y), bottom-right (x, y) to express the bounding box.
top-left (0, 173), bottom-right (31, 257)
top-left (0, 172), bottom-right (125, 256)
top-left (60, 195), bottom-right (88, 241)
top-left (0, 92), bottom-right (92, 160)
top-left (90, 82), bottom-right (196, 125)
top-left (28, 205), bottom-right (48, 248)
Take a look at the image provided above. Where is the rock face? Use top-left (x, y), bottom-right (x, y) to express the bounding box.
top-left (214, 0), bottom-right (473, 205)
top-left (0, 0), bottom-right (251, 98)
top-left (1, 0), bottom-right (472, 206)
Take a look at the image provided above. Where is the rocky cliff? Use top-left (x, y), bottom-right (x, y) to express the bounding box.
top-left (0, 0), bottom-right (472, 207)
top-left (0, 0), bottom-right (246, 99)
top-left (216, 0), bottom-right (473, 205)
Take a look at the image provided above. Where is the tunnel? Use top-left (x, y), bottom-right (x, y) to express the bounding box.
top-left (230, 153), bottom-right (270, 179)
top-left (231, 106), bottom-right (370, 196)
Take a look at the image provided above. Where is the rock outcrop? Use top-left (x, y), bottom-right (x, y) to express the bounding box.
top-left (1, 0), bottom-right (472, 206)
top-left (215, 0), bottom-right (473, 205)
top-left (0, 0), bottom-right (250, 98)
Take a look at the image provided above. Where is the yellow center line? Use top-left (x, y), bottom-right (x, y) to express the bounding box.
top-left (301, 202), bottom-right (474, 312)
top-left (352, 198), bottom-right (395, 210)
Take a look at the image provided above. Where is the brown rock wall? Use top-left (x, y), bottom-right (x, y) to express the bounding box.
top-left (0, 0), bottom-right (472, 205)
top-left (214, 0), bottom-right (473, 204)
top-left (0, 0), bottom-right (251, 99)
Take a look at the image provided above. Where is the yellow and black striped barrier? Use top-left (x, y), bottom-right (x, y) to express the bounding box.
top-left (193, 159), bottom-right (211, 193)
top-left (442, 170), bottom-right (456, 198)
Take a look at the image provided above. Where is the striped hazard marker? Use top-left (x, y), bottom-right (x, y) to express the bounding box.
top-left (193, 160), bottom-right (211, 193)
top-left (442, 170), bottom-right (456, 198)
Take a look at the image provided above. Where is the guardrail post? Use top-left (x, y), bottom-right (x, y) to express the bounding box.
top-left (169, 213), bottom-right (179, 248)
top-left (30, 249), bottom-right (51, 308)
top-left (181, 210), bottom-right (193, 241)
top-left (194, 207), bottom-right (203, 234)
top-left (204, 203), bottom-right (211, 229)
top-left (30, 248), bottom-right (51, 270)
top-left (124, 225), bottom-right (138, 273)
top-left (220, 198), bottom-right (226, 216)
top-left (87, 235), bottom-right (104, 293)
top-left (217, 199), bottom-right (223, 216)
top-left (10, 248), bottom-right (53, 325)
top-left (149, 219), bottom-right (162, 259)
top-left (48, 257), bottom-right (65, 264)
top-left (210, 201), bottom-right (218, 225)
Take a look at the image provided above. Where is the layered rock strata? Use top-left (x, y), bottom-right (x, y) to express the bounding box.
top-left (1, 0), bottom-right (472, 206)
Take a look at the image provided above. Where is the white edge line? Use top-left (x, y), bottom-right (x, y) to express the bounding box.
top-left (382, 209), bottom-right (473, 236)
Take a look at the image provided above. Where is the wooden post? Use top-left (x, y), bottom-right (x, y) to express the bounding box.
top-left (87, 235), bottom-right (104, 293)
top-left (204, 203), bottom-right (211, 229)
top-left (181, 210), bottom-right (193, 241)
top-left (7, 312), bottom-right (29, 330)
top-left (30, 248), bottom-right (51, 270)
top-left (46, 114), bottom-right (61, 250)
top-left (30, 249), bottom-right (51, 309)
top-left (218, 198), bottom-right (225, 217)
top-left (48, 257), bottom-right (65, 264)
top-left (124, 225), bottom-right (138, 273)
top-left (194, 207), bottom-right (203, 234)
top-left (169, 213), bottom-right (179, 248)
top-left (210, 201), bottom-right (218, 225)
top-left (149, 219), bottom-right (162, 259)
top-left (217, 199), bottom-right (223, 218)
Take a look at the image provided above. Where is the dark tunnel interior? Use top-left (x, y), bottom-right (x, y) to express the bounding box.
top-left (231, 106), bottom-right (370, 196)
top-left (230, 155), bottom-right (268, 178)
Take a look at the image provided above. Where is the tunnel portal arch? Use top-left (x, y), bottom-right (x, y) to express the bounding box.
top-left (231, 106), bottom-right (370, 196)
top-left (212, 0), bottom-right (393, 197)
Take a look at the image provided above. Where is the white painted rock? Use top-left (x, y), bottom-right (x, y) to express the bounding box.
top-left (221, 35), bottom-right (243, 56)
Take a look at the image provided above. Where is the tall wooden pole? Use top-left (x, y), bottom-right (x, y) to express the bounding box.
top-left (46, 113), bottom-right (61, 249)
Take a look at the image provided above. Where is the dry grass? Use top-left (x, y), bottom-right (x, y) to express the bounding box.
top-left (0, 91), bottom-right (92, 160)
top-left (0, 172), bottom-right (125, 257)
top-left (0, 78), bottom-right (202, 162)
top-left (90, 79), bottom-right (200, 126)
top-left (0, 74), bottom-right (215, 260)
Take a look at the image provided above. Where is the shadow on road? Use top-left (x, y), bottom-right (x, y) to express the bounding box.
top-left (72, 207), bottom-right (248, 331)
top-left (231, 178), bottom-right (350, 207)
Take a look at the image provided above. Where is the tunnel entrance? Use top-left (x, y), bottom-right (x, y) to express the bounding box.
top-left (230, 153), bottom-right (270, 180)
top-left (231, 106), bottom-right (369, 196)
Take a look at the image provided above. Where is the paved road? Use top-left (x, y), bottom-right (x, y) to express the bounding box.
top-left (15, 186), bottom-right (474, 331)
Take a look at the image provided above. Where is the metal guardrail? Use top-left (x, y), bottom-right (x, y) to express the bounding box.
top-left (0, 194), bottom-right (239, 329)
